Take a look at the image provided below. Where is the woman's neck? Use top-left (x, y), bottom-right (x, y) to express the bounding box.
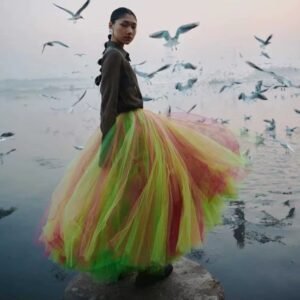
top-left (110, 38), bottom-right (124, 49)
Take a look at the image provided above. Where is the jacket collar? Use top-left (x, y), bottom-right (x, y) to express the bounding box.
top-left (107, 41), bottom-right (131, 61)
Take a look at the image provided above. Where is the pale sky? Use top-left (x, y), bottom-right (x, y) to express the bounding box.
top-left (1, 0), bottom-right (300, 80)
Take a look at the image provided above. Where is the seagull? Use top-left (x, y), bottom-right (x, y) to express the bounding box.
top-left (255, 80), bottom-right (270, 93)
top-left (42, 94), bottom-right (60, 100)
top-left (285, 126), bottom-right (298, 136)
top-left (246, 61), bottom-right (300, 89)
top-left (53, 0), bottom-right (90, 22)
top-left (0, 148), bottom-right (16, 165)
top-left (74, 53), bottom-right (86, 57)
top-left (244, 114), bottom-right (252, 121)
top-left (166, 105), bottom-right (172, 117)
top-left (73, 145), bottom-right (84, 151)
top-left (149, 22), bottom-right (200, 50)
top-left (255, 133), bottom-right (265, 146)
top-left (264, 118), bottom-right (276, 131)
top-left (238, 91), bottom-right (268, 102)
top-left (219, 81), bottom-right (242, 93)
top-left (286, 207), bottom-right (296, 218)
top-left (172, 62), bottom-right (197, 72)
top-left (240, 127), bottom-right (249, 136)
top-left (142, 95), bottom-right (167, 102)
top-left (242, 149), bottom-right (251, 163)
top-left (131, 60), bottom-right (147, 67)
top-left (260, 51), bottom-right (271, 59)
top-left (42, 41), bottom-right (69, 54)
top-left (134, 64), bottom-right (171, 83)
top-left (175, 78), bottom-right (198, 92)
top-left (68, 90), bottom-right (87, 113)
top-left (176, 104), bottom-right (197, 114)
top-left (254, 34), bottom-right (273, 48)
top-left (218, 118), bottom-right (230, 124)
top-left (0, 207), bottom-right (17, 220)
top-left (0, 132), bottom-right (15, 143)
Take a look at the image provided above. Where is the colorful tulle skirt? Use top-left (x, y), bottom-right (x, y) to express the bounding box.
top-left (39, 108), bottom-right (245, 281)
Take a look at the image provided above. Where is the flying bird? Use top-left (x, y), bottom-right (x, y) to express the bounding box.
top-left (260, 51), bottom-right (271, 59)
top-left (172, 62), bottom-right (197, 72)
top-left (219, 81), bottom-right (242, 93)
top-left (0, 132), bottom-right (15, 143)
top-left (149, 22), bottom-right (200, 50)
top-left (42, 41), bottom-right (69, 53)
top-left (238, 91), bottom-right (268, 102)
top-left (0, 148), bottom-right (16, 165)
top-left (264, 118), bottom-right (276, 131)
top-left (68, 90), bottom-right (87, 113)
top-left (175, 78), bottom-right (198, 92)
top-left (254, 34), bottom-right (273, 48)
top-left (134, 64), bottom-right (171, 82)
top-left (285, 126), bottom-right (298, 136)
top-left (74, 53), bottom-right (86, 57)
top-left (176, 104), bottom-right (197, 114)
top-left (246, 61), bottom-right (300, 89)
top-left (53, 0), bottom-right (90, 22)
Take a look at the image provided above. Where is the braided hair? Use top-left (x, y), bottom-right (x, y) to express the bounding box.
top-left (95, 7), bottom-right (136, 86)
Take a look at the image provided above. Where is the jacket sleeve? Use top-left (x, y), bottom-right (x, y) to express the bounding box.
top-left (100, 49), bottom-right (123, 139)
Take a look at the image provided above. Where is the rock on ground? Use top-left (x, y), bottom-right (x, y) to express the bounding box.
top-left (64, 257), bottom-right (224, 300)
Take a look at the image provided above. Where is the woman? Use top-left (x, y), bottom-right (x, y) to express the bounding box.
top-left (39, 7), bottom-right (245, 286)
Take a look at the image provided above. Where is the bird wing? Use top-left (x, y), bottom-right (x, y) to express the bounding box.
top-left (187, 104), bottom-right (197, 113)
top-left (246, 61), bottom-right (265, 72)
top-left (254, 36), bottom-right (265, 44)
top-left (255, 80), bottom-right (263, 92)
top-left (238, 93), bottom-right (245, 100)
top-left (134, 69), bottom-right (148, 78)
top-left (53, 3), bottom-right (75, 17)
top-left (265, 34), bottom-right (273, 43)
top-left (148, 64), bottom-right (171, 77)
top-left (183, 62), bottom-right (197, 70)
top-left (294, 109), bottom-right (300, 114)
top-left (257, 93), bottom-right (268, 100)
top-left (261, 51), bottom-right (270, 59)
top-left (52, 41), bottom-right (69, 48)
top-left (149, 30), bottom-right (170, 41)
top-left (219, 85), bottom-right (228, 93)
top-left (263, 119), bottom-right (272, 123)
top-left (41, 43), bottom-right (48, 53)
top-left (175, 22), bottom-right (199, 38)
top-left (187, 78), bottom-right (198, 86)
top-left (76, 0), bottom-right (90, 15)
top-left (71, 90), bottom-right (87, 107)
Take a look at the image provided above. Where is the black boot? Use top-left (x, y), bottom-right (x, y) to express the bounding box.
top-left (135, 264), bottom-right (173, 287)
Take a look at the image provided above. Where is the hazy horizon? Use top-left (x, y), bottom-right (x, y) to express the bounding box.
top-left (1, 0), bottom-right (300, 80)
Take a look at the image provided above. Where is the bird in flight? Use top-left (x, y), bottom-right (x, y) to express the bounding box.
top-left (254, 34), bottom-right (273, 48)
top-left (53, 0), bottom-right (90, 22)
top-left (149, 22), bottom-right (200, 50)
top-left (42, 41), bottom-right (69, 54)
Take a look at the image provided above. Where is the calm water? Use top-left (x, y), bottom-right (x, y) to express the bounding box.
top-left (0, 72), bottom-right (299, 299)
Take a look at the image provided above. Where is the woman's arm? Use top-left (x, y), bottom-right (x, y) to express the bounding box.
top-left (100, 49), bottom-right (122, 139)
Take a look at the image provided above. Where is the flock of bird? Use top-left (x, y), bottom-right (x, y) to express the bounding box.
top-left (2, 3), bottom-right (300, 160)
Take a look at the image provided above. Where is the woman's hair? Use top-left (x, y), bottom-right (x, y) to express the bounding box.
top-left (95, 7), bottom-right (136, 86)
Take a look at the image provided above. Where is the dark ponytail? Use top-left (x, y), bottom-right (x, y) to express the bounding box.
top-left (95, 7), bottom-right (136, 86)
top-left (94, 34), bottom-right (112, 86)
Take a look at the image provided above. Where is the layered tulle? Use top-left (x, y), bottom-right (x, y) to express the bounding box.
top-left (39, 108), bottom-right (245, 281)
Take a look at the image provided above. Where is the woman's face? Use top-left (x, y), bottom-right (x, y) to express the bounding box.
top-left (110, 14), bottom-right (137, 46)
